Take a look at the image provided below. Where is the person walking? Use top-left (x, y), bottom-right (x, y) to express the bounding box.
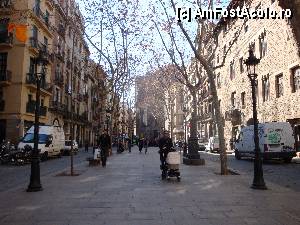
top-left (138, 137), bottom-right (144, 153)
top-left (127, 138), bottom-right (132, 153)
top-left (144, 137), bottom-right (149, 154)
top-left (85, 139), bottom-right (89, 152)
top-left (97, 130), bottom-right (111, 167)
top-left (158, 130), bottom-right (173, 169)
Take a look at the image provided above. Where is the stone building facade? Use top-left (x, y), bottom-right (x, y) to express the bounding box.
top-left (213, 0), bottom-right (300, 151)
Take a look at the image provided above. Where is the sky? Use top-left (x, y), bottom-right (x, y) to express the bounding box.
top-left (76, 0), bottom-right (230, 103)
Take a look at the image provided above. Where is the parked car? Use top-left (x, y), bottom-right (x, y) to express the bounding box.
top-left (18, 125), bottom-right (65, 161)
top-left (234, 122), bottom-right (296, 163)
top-left (205, 136), bottom-right (220, 153)
top-left (198, 142), bottom-right (207, 151)
top-left (62, 140), bottom-right (79, 155)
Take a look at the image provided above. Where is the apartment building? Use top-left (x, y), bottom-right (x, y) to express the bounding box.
top-left (0, 0), bottom-right (107, 146)
top-left (213, 0), bottom-right (300, 150)
top-left (0, 0), bottom-right (54, 144)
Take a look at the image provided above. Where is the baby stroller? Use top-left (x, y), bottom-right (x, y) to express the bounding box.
top-left (161, 147), bottom-right (181, 181)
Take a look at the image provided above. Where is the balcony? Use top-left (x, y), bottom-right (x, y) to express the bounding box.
top-left (31, 7), bottom-right (52, 37)
top-left (25, 73), bottom-right (52, 95)
top-left (27, 101), bottom-right (47, 116)
top-left (0, 100), bottom-right (4, 111)
top-left (54, 73), bottom-right (64, 86)
top-left (28, 37), bottom-right (40, 55)
top-left (0, 32), bottom-right (13, 49)
top-left (0, 70), bottom-right (11, 86)
top-left (40, 106), bottom-right (47, 116)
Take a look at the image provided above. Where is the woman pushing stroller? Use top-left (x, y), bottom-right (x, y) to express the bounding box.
top-left (158, 130), bottom-right (181, 181)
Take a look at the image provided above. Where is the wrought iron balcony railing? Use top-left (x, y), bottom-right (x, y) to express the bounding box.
top-left (0, 70), bottom-right (11, 82)
top-left (0, 32), bottom-right (13, 45)
top-left (26, 101), bottom-right (35, 114)
top-left (26, 73), bottom-right (48, 90)
top-left (40, 106), bottom-right (47, 116)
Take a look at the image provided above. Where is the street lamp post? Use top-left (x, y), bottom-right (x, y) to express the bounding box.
top-left (27, 51), bottom-right (48, 192)
top-left (244, 48), bottom-right (267, 190)
top-left (182, 106), bottom-right (188, 144)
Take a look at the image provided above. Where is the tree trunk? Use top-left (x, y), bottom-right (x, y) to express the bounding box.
top-left (206, 72), bottom-right (228, 175)
top-left (186, 90), bottom-right (201, 158)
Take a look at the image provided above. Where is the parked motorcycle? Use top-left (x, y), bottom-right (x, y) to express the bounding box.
top-left (11, 145), bottom-right (32, 165)
top-left (0, 141), bottom-right (31, 165)
top-left (0, 140), bottom-right (12, 164)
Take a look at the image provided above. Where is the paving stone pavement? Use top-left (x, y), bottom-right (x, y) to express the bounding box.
top-left (0, 146), bottom-right (299, 225)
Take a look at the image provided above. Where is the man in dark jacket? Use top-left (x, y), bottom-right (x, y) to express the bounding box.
top-left (158, 130), bottom-right (173, 168)
top-left (97, 130), bottom-right (111, 167)
top-left (138, 137), bottom-right (144, 153)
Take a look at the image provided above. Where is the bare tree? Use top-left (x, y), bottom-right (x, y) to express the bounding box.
top-left (151, 0), bottom-right (245, 174)
top-left (81, 0), bottom-right (141, 135)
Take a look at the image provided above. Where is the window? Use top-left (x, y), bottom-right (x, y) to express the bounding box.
top-left (32, 25), bottom-right (38, 39)
top-left (239, 57), bottom-right (244, 73)
top-left (45, 10), bottom-right (49, 25)
top-left (43, 36), bottom-right (48, 52)
top-left (259, 32), bottom-right (267, 58)
top-left (230, 60), bottom-right (235, 80)
top-left (262, 76), bottom-right (270, 101)
top-left (231, 92), bottom-right (236, 108)
top-left (217, 54), bottom-right (219, 64)
top-left (0, 52), bottom-right (7, 74)
top-left (29, 57), bottom-right (35, 74)
top-left (28, 94), bottom-right (33, 102)
top-left (241, 92), bottom-right (245, 108)
top-left (216, 72), bottom-right (221, 88)
top-left (223, 45), bottom-right (226, 56)
top-left (291, 66), bottom-right (300, 92)
top-left (276, 74), bottom-right (284, 98)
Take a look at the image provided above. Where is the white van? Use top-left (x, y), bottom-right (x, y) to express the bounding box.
top-left (18, 125), bottom-right (65, 160)
top-left (205, 136), bottom-right (220, 153)
top-left (234, 122), bottom-right (296, 163)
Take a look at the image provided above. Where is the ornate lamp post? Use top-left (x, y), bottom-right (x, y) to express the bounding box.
top-left (244, 48), bottom-right (267, 190)
top-left (27, 50), bottom-right (48, 192)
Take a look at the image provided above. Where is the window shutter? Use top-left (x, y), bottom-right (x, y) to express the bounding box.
top-left (290, 69), bottom-right (295, 93)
